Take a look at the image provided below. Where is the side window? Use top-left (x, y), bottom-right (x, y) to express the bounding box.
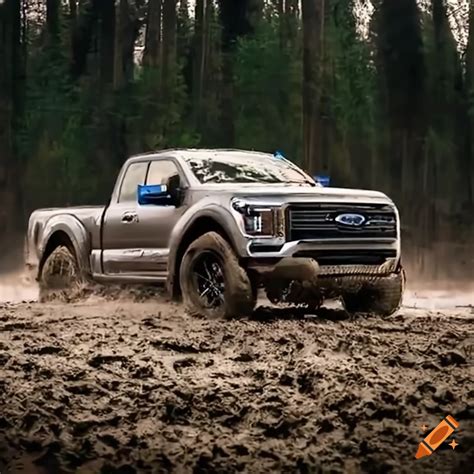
top-left (118, 162), bottom-right (148, 203)
top-left (147, 160), bottom-right (181, 185)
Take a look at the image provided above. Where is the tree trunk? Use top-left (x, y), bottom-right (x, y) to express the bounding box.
top-left (113, 0), bottom-right (137, 90)
top-left (302, 0), bottom-right (325, 175)
top-left (46, 0), bottom-right (60, 41)
top-left (68, 0), bottom-right (77, 55)
top-left (71, 1), bottom-right (98, 78)
top-left (218, 0), bottom-right (256, 146)
top-left (98, 0), bottom-right (115, 87)
top-left (177, 0), bottom-right (192, 94)
top-left (374, 0), bottom-right (425, 205)
top-left (69, 0), bottom-right (77, 20)
top-left (193, 0), bottom-right (208, 126)
top-left (143, 0), bottom-right (162, 68)
top-left (161, 0), bottom-right (177, 100)
top-left (431, 0), bottom-right (468, 221)
top-left (0, 0), bottom-right (22, 235)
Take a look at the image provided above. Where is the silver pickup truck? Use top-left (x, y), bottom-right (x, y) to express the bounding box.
top-left (25, 149), bottom-right (404, 318)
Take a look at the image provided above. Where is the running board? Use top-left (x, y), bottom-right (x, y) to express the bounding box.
top-left (92, 273), bottom-right (167, 284)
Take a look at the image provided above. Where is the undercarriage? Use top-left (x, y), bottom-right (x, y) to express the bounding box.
top-left (246, 255), bottom-right (405, 316)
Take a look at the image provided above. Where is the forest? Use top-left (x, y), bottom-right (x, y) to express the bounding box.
top-left (0, 0), bottom-right (472, 280)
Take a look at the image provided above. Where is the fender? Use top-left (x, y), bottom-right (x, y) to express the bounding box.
top-left (39, 214), bottom-right (91, 275)
top-left (166, 202), bottom-right (246, 296)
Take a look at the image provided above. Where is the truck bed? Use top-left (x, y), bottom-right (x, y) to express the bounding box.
top-left (25, 205), bottom-right (105, 272)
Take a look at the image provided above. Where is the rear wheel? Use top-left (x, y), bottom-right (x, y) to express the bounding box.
top-left (39, 246), bottom-right (83, 301)
top-left (179, 232), bottom-right (256, 319)
top-left (342, 269), bottom-right (405, 317)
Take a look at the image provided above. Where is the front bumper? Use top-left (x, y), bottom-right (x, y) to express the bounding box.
top-left (246, 238), bottom-right (400, 277)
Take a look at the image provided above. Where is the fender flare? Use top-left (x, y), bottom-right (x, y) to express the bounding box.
top-left (166, 205), bottom-right (244, 296)
top-left (39, 214), bottom-right (91, 275)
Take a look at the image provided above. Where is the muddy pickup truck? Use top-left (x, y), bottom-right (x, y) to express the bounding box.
top-left (25, 149), bottom-right (404, 318)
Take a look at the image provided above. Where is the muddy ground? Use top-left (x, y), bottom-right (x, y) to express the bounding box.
top-left (0, 286), bottom-right (473, 474)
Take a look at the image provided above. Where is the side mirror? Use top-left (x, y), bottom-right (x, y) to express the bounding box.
top-left (137, 184), bottom-right (170, 205)
top-left (167, 174), bottom-right (184, 205)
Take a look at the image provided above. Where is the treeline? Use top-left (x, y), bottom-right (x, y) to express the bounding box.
top-left (0, 0), bottom-right (472, 279)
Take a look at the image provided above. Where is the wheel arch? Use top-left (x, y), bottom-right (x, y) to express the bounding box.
top-left (167, 215), bottom-right (238, 299)
top-left (38, 216), bottom-right (91, 278)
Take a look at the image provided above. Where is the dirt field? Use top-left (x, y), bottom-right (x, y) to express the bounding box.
top-left (0, 284), bottom-right (473, 474)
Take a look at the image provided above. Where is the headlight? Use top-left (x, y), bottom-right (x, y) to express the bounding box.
top-left (231, 199), bottom-right (276, 236)
top-left (243, 208), bottom-right (274, 235)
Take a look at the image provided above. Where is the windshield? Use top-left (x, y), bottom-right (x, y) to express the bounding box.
top-left (184, 152), bottom-right (315, 185)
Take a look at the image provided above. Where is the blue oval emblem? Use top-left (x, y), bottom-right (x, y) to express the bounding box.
top-left (335, 213), bottom-right (366, 226)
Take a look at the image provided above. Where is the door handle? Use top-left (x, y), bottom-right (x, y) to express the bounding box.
top-left (121, 212), bottom-right (138, 224)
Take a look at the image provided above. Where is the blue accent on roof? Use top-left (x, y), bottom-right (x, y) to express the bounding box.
top-left (314, 175), bottom-right (330, 187)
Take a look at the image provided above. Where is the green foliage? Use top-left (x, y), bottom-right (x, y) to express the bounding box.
top-left (194, 4), bottom-right (225, 146)
top-left (9, 0), bottom-right (474, 263)
top-left (325, 0), bottom-right (379, 187)
top-left (18, 8), bottom-right (97, 208)
top-left (327, 1), bottom-right (376, 138)
top-left (233, 15), bottom-right (303, 164)
top-left (19, 1), bottom-right (201, 210)
top-left (130, 63), bottom-right (200, 151)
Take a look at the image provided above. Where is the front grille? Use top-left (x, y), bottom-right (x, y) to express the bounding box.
top-left (287, 203), bottom-right (397, 241)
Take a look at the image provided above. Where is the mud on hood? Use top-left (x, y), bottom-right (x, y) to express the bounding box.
top-left (220, 185), bottom-right (394, 207)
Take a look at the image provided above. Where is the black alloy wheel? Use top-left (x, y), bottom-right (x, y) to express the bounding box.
top-left (179, 231), bottom-right (256, 319)
top-left (190, 251), bottom-right (226, 309)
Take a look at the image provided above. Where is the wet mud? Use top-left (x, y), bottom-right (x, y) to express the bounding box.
top-left (0, 292), bottom-right (472, 473)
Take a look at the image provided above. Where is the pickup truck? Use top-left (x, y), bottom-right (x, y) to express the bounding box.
top-left (25, 149), bottom-right (404, 318)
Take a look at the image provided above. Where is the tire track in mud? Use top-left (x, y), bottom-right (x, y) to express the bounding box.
top-left (0, 297), bottom-right (472, 473)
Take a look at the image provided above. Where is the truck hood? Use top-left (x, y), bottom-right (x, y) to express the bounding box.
top-left (198, 184), bottom-right (394, 206)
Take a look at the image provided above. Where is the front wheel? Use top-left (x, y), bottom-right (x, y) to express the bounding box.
top-left (179, 232), bottom-right (256, 319)
top-left (342, 269), bottom-right (406, 317)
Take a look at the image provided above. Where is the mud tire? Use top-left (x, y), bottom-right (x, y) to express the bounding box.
top-left (179, 232), bottom-right (256, 319)
top-left (342, 269), bottom-right (405, 317)
top-left (39, 246), bottom-right (83, 301)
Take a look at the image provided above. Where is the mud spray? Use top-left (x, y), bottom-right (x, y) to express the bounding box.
top-left (0, 272), bottom-right (38, 303)
top-left (1, 271), bottom-right (474, 309)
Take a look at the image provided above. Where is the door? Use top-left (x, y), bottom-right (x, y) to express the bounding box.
top-left (102, 158), bottom-right (186, 276)
top-left (138, 159), bottom-right (186, 259)
top-left (102, 160), bottom-right (149, 274)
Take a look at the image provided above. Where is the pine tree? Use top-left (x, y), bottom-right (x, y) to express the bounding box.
top-left (143, 0), bottom-right (162, 68)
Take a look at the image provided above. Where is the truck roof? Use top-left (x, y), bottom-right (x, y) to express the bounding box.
top-left (128, 148), bottom-right (275, 161)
